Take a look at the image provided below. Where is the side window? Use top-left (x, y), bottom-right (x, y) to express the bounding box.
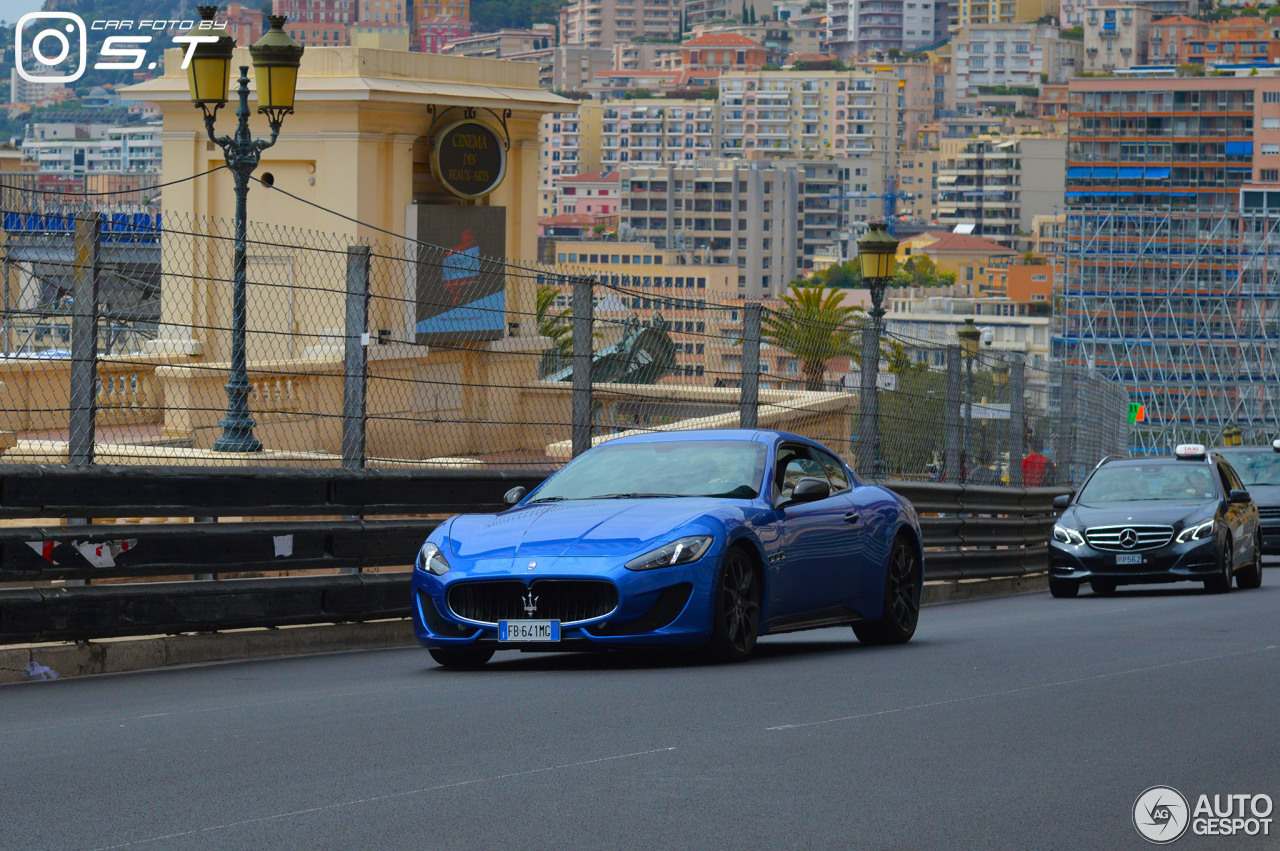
top-left (774, 445), bottom-right (828, 501)
top-left (1222, 462), bottom-right (1244, 493)
top-left (812, 449), bottom-right (851, 492)
top-left (1215, 463), bottom-right (1233, 495)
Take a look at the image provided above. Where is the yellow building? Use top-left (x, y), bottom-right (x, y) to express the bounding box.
top-left (898, 231), bottom-right (1018, 295)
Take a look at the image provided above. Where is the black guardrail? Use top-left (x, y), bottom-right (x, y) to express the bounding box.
top-left (0, 466), bottom-right (1067, 643)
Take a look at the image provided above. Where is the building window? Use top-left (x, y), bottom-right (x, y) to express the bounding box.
top-left (1263, 169), bottom-right (1279, 182)
top-left (1265, 92), bottom-right (1280, 103)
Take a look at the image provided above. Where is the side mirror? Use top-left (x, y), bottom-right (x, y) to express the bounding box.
top-left (1229, 488), bottom-right (1252, 505)
top-left (788, 477), bottom-right (830, 505)
top-left (504, 486), bottom-right (527, 506)
top-left (1052, 494), bottom-right (1071, 510)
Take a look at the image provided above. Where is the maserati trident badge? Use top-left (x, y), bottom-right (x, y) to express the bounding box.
top-left (522, 590), bottom-right (538, 616)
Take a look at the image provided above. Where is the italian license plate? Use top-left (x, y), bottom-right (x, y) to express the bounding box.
top-left (498, 620), bottom-right (561, 642)
top-left (1115, 553), bottom-right (1143, 565)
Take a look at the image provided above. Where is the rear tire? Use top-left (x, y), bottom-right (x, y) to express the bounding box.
top-left (1049, 578), bottom-right (1079, 598)
top-left (429, 646), bottom-right (495, 669)
top-left (1238, 533), bottom-right (1264, 590)
top-left (708, 546), bottom-right (761, 662)
top-left (853, 535), bottom-right (921, 646)
top-left (1090, 579), bottom-right (1117, 595)
top-left (1205, 541), bottom-right (1233, 594)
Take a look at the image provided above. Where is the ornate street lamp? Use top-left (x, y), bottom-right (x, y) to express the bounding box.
top-left (993, 356), bottom-right (1009, 482)
top-left (183, 8), bottom-right (304, 452)
top-left (957, 318), bottom-right (981, 483)
top-left (856, 220), bottom-right (900, 479)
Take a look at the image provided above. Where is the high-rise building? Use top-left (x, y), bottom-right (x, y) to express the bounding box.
top-left (950, 24), bottom-right (1082, 101)
top-left (826, 0), bottom-right (949, 59)
top-left (562, 0), bottom-right (681, 47)
top-left (934, 134), bottom-right (1066, 249)
top-left (1058, 75), bottom-right (1280, 451)
top-left (274, 0), bottom-right (354, 46)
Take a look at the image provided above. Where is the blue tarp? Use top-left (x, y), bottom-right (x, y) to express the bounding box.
top-left (1092, 167), bottom-right (1118, 178)
top-left (1145, 168), bottom-right (1171, 179)
top-left (1067, 166), bottom-right (1092, 177)
top-left (1226, 141), bottom-right (1253, 155)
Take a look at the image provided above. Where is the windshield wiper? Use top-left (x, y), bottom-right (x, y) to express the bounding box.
top-left (586, 492), bottom-right (685, 499)
top-left (527, 496), bottom-right (570, 503)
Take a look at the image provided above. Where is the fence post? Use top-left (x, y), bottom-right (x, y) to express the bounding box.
top-left (69, 211), bottom-right (101, 467)
top-left (943, 344), bottom-right (962, 484)
top-left (1058, 367), bottom-right (1076, 486)
top-left (740, 302), bottom-right (760, 429)
top-left (1008, 355), bottom-right (1025, 488)
top-left (571, 276), bottom-right (595, 457)
top-left (858, 324), bottom-right (880, 478)
top-left (342, 245), bottom-right (370, 470)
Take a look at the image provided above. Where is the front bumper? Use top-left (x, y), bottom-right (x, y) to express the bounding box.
top-left (1261, 522), bottom-right (1280, 556)
top-left (1049, 535), bottom-right (1221, 586)
top-left (409, 554), bottom-right (719, 650)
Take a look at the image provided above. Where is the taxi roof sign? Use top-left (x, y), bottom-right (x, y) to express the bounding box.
top-left (1273, 438), bottom-right (1280, 452)
top-left (1175, 443), bottom-right (1207, 459)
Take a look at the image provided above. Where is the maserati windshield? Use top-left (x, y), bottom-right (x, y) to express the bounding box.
top-left (1078, 464), bottom-right (1217, 503)
top-left (529, 440), bottom-right (769, 501)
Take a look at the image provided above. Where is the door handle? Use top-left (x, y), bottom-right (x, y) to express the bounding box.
top-left (843, 512), bottom-right (860, 524)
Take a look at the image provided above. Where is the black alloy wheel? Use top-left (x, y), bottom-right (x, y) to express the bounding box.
top-left (709, 547), bottom-right (761, 662)
top-left (1238, 532), bottom-right (1264, 590)
top-left (854, 535), bottom-right (921, 645)
top-left (1049, 577), bottom-right (1079, 598)
top-left (429, 646), bottom-right (495, 669)
top-left (1205, 540), bottom-right (1233, 594)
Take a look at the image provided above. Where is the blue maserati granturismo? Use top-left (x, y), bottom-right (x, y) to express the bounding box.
top-left (410, 429), bottom-right (924, 667)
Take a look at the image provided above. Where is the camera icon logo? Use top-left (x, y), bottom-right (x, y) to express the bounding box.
top-left (15, 12), bottom-right (88, 83)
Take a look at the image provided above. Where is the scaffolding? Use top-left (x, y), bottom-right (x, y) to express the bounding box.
top-left (1056, 206), bottom-right (1280, 453)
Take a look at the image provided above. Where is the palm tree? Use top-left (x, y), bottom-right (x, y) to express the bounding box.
top-left (762, 283), bottom-right (865, 391)
top-left (535, 285), bottom-right (573, 357)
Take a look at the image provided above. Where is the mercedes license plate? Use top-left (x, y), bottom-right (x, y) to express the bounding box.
top-left (498, 620), bottom-right (560, 642)
top-left (1114, 553), bottom-right (1143, 565)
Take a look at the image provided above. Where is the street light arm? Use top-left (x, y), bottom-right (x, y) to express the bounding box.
top-left (200, 104), bottom-right (236, 152)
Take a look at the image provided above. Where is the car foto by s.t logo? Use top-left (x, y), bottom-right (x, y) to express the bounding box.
top-left (1134, 786), bottom-right (1274, 843)
top-left (15, 13), bottom-right (226, 84)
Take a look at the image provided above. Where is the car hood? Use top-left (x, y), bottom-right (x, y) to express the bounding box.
top-left (444, 498), bottom-right (725, 562)
top-left (1244, 484), bottom-right (1280, 508)
top-left (1063, 499), bottom-right (1219, 530)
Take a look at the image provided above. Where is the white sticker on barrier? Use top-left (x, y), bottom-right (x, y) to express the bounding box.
top-left (273, 535), bottom-right (294, 558)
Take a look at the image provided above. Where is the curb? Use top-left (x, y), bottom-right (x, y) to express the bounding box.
top-left (1, 573), bottom-right (1050, 684)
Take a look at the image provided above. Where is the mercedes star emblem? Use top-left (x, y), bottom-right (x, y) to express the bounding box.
top-left (1119, 528), bottom-right (1139, 549)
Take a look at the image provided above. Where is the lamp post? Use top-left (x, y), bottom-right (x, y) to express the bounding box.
top-left (183, 8), bottom-right (304, 452)
top-left (957, 317), bottom-right (980, 483)
top-left (856, 221), bottom-right (899, 479)
top-left (993, 356), bottom-right (1009, 482)
top-left (1223, 424), bottom-right (1242, 447)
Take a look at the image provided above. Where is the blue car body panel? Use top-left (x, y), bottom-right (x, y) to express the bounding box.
top-left (410, 429), bottom-right (922, 650)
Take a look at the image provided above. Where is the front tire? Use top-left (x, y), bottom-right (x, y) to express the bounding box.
top-left (708, 546), bottom-right (761, 662)
top-left (1238, 533), bottom-right (1264, 590)
top-left (429, 646), bottom-right (495, 669)
top-left (1205, 540), bottom-right (1233, 594)
top-left (1049, 578), bottom-right (1079, 598)
top-left (854, 535), bottom-right (921, 646)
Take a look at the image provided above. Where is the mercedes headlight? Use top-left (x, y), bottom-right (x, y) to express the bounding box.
top-left (1175, 519), bottom-right (1214, 544)
top-left (625, 536), bottom-right (713, 571)
top-left (1053, 524), bottom-right (1085, 546)
top-left (416, 541), bottom-right (451, 575)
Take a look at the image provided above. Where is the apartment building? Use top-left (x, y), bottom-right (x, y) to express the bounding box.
top-left (540, 102), bottom-right (606, 197)
top-left (552, 47), bottom-right (614, 92)
top-left (274, 0), bottom-right (353, 45)
top-left (1060, 75), bottom-right (1280, 450)
top-left (689, 19), bottom-right (826, 66)
top-left (563, 0), bottom-right (681, 47)
top-left (441, 26), bottom-right (554, 58)
top-left (223, 2), bottom-right (266, 46)
top-left (22, 123), bottom-right (161, 176)
top-left (950, 24), bottom-right (1083, 100)
top-left (619, 158), bottom-right (886, 297)
top-left (826, 0), bottom-right (949, 59)
top-left (611, 43), bottom-right (682, 71)
top-left (680, 33), bottom-right (769, 73)
top-left (934, 134), bottom-right (1067, 248)
top-left (557, 172), bottom-right (620, 216)
top-left (950, 0), bottom-right (1052, 27)
top-left (1186, 16), bottom-right (1280, 67)
top-left (601, 99), bottom-right (722, 169)
top-left (1146, 15), bottom-right (1207, 65)
top-left (419, 18), bottom-right (472, 53)
top-left (685, 0), bottom-right (774, 28)
top-left (1082, 4), bottom-right (1152, 73)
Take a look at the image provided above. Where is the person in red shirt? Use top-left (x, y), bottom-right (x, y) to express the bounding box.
top-left (1023, 436), bottom-right (1049, 486)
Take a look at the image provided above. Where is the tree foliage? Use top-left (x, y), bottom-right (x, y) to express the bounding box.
top-left (762, 284), bottom-right (864, 391)
top-left (470, 0), bottom-right (567, 33)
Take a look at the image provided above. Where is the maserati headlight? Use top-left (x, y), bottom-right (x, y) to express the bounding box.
top-left (416, 541), bottom-right (451, 575)
top-left (625, 536), bottom-right (714, 571)
top-left (1175, 519), bottom-right (1215, 544)
top-left (1053, 524), bottom-right (1085, 546)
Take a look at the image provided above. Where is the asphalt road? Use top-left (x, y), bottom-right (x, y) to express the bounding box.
top-left (4, 581), bottom-right (1280, 851)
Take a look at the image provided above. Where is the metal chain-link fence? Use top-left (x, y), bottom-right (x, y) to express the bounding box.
top-left (0, 184), bottom-right (1128, 476)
